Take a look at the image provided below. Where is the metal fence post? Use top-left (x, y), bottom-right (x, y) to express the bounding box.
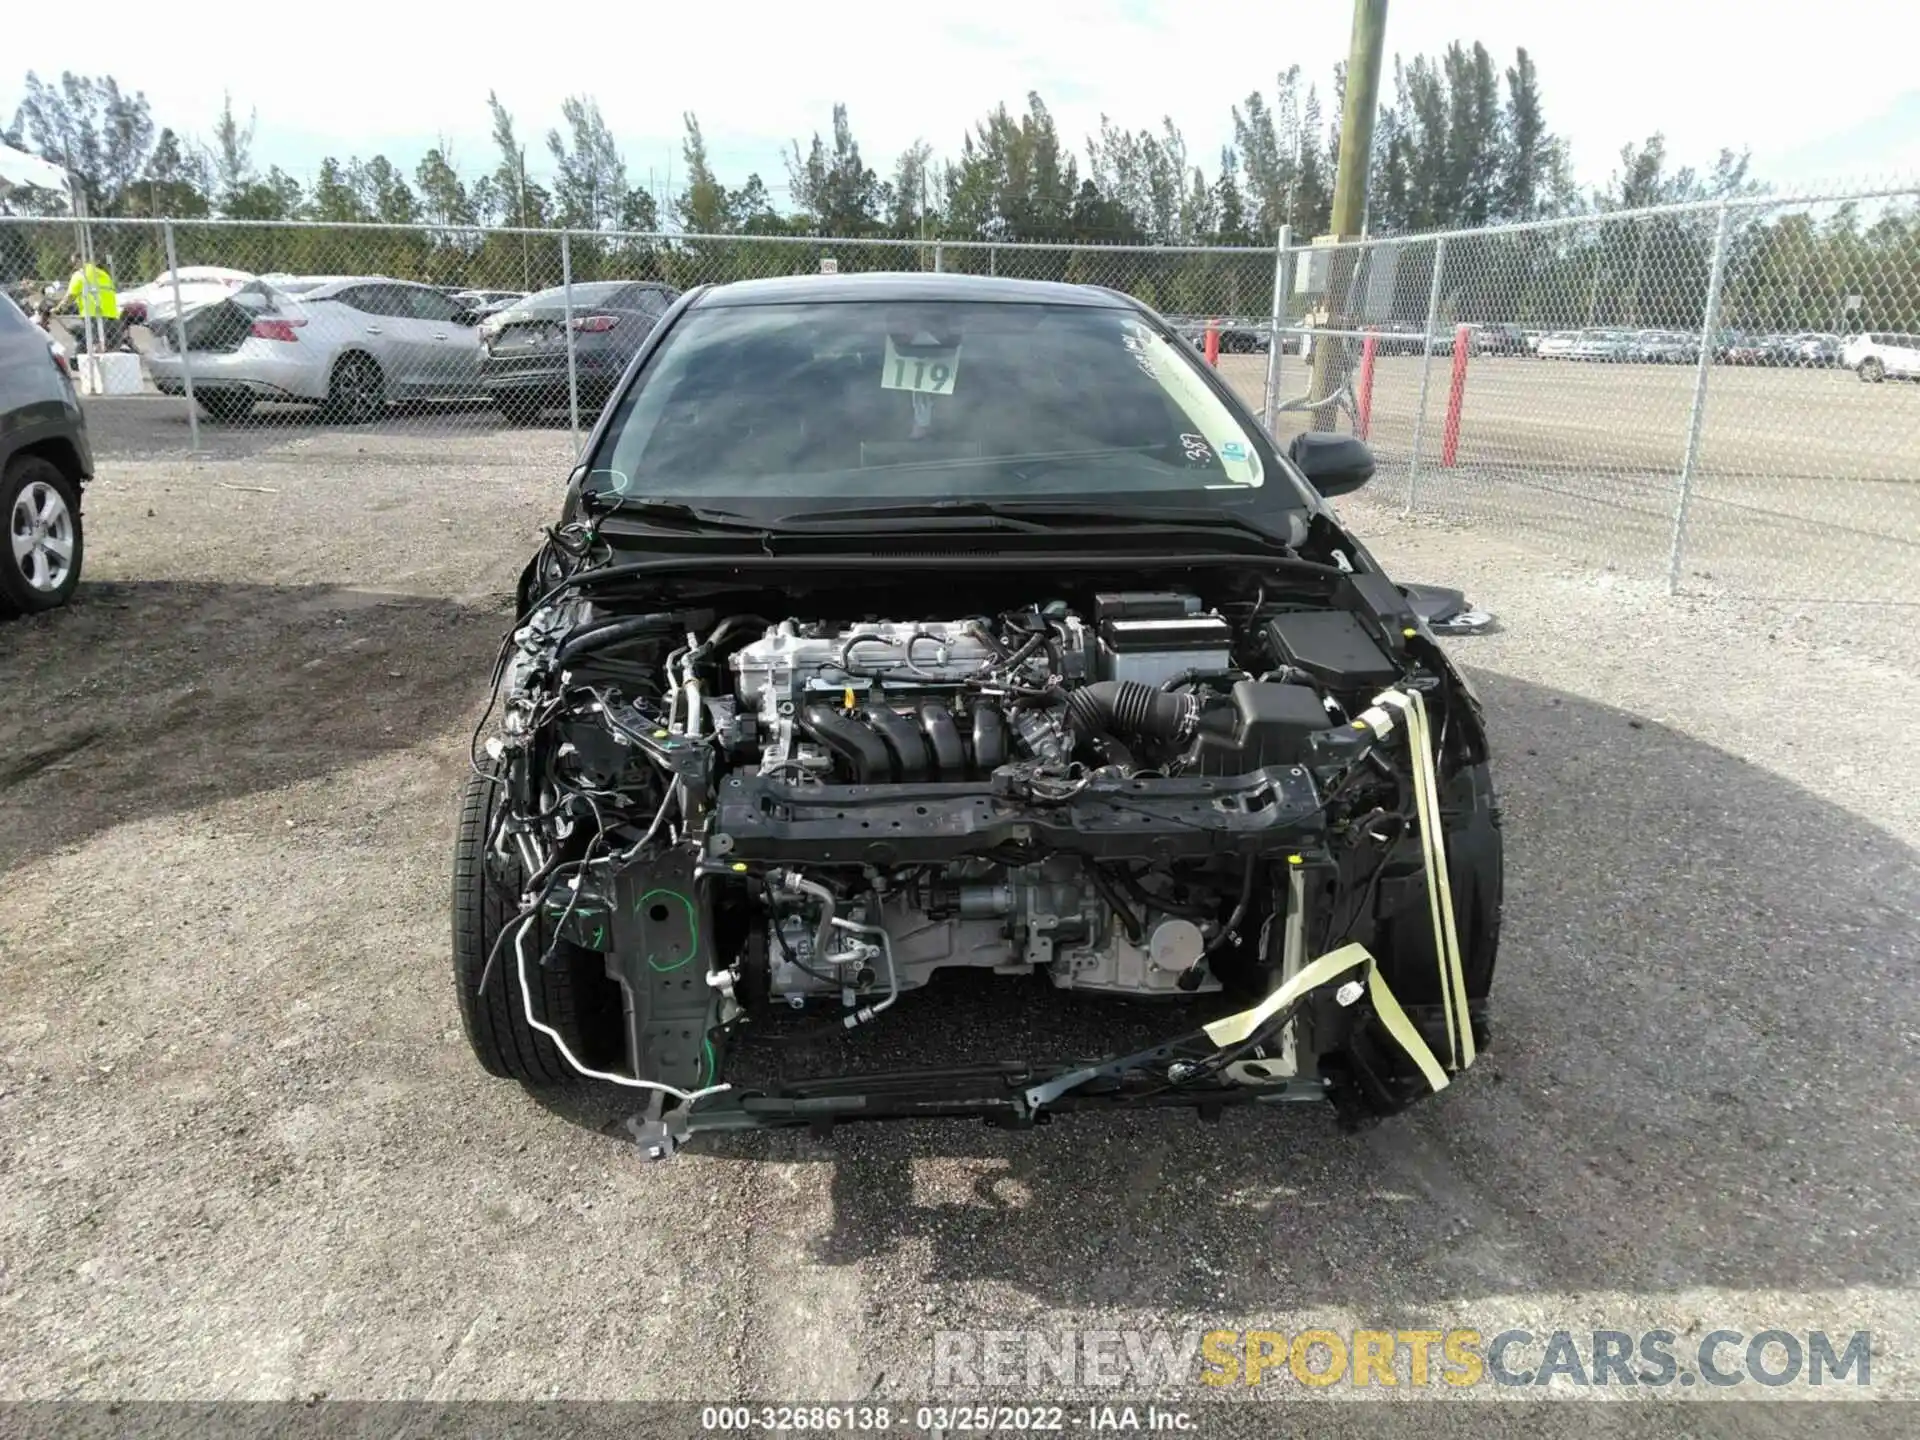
top-left (73, 188), bottom-right (105, 369)
top-left (1668, 202), bottom-right (1732, 593)
top-left (560, 232), bottom-right (581, 453)
top-left (933, 242), bottom-right (944, 274)
top-left (1405, 235), bottom-right (1448, 513)
top-left (161, 221), bottom-right (199, 454)
top-left (1261, 225), bottom-right (1292, 436)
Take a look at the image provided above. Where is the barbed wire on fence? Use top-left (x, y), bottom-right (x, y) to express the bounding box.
top-left (3, 181), bottom-right (1915, 602)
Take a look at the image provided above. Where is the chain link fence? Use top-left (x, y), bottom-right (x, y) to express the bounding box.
top-left (4, 185), bottom-right (1916, 601)
top-left (1270, 185), bottom-right (1920, 601)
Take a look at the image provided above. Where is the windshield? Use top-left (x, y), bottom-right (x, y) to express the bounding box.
top-left (589, 299), bottom-right (1277, 509)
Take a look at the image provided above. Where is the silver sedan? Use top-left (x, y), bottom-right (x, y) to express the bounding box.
top-left (144, 277), bottom-right (486, 422)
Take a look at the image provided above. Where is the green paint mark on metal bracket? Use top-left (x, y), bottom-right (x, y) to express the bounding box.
top-left (635, 888), bottom-right (699, 971)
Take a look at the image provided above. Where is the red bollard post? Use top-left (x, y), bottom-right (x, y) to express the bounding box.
top-left (1203, 318), bottom-right (1220, 368)
top-left (1356, 329), bottom-right (1379, 439)
top-left (1441, 322), bottom-right (1472, 468)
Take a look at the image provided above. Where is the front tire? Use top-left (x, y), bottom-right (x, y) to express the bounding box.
top-left (1859, 358), bottom-right (1886, 383)
top-left (452, 766), bottom-right (582, 1085)
top-left (2, 456), bottom-right (83, 616)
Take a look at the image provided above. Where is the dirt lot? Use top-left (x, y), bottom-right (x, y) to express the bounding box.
top-left (2, 429), bottom-right (1918, 1420)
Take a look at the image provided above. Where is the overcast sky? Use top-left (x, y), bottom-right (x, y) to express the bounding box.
top-left (18, 0), bottom-right (1919, 207)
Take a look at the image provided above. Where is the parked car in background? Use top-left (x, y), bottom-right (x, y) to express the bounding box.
top-left (477, 280), bottom-right (679, 424)
top-left (1, 292), bottom-right (93, 614)
top-left (452, 288), bottom-right (526, 318)
top-left (1844, 332), bottom-right (1920, 382)
top-left (1722, 335), bottom-right (1779, 366)
top-left (1170, 318), bottom-right (1275, 354)
top-left (1628, 330), bottom-right (1697, 364)
top-left (117, 266), bottom-right (255, 329)
top-left (1471, 323), bottom-right (1528, 356)
top-left (1536, 330), bottom-right (1580, 359)
top-left (144, 276), bottom-right (487, 422)
top-left (1569, 329), bottom-right (1634, 362)
top-left (1786, 332), bottom-right (1842, 368)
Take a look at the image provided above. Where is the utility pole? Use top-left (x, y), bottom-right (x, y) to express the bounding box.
top-left (1310, 0), bottom-right (1390, 430)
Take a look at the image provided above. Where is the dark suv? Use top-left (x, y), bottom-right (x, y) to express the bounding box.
top-left (0, 293), bottom-right (93, 615)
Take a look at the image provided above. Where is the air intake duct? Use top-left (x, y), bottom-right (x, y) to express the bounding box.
top-left (1064, 680), bottom-right (1197, 746)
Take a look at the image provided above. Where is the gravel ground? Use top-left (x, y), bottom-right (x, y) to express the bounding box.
top-left (1, 436), bottom-right (1916, 1424)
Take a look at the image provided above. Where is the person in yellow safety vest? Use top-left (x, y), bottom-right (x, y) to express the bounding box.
top-left (60, 251), bottom-right (123, 353)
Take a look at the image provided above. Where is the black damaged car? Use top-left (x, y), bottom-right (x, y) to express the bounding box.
top-left (452, 272), bottom-right (1502, 1155)
top-left (478, 280), bottom-right (679, 425)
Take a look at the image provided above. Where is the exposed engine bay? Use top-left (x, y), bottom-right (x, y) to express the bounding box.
top-left (465, 557), bottom-right (1502, 1153)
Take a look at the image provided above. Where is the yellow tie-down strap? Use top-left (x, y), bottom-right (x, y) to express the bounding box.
top-left (1201, 941), bottom-right (1450, 1094)
top-left (1382, 687), bottom-right (1475, 1072)
top-left (1341, 685), bottom-right (1477, 1073)
top-left (1203, 682), bottom-right (1479, 1092)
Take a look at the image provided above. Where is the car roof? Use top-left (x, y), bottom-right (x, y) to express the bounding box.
top-left (689, 271), bottom-right (1130, 310)
top-left (297, 276), bottom-right (435, 298)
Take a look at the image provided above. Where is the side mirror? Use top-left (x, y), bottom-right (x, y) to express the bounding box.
top-left (1289, 432), bottom-right (1375, 497)
top-left (452, 308), bottom-right (480, 327)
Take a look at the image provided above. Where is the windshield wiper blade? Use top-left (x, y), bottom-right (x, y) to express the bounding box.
top-left (584, 495), bottom-right (770, 534)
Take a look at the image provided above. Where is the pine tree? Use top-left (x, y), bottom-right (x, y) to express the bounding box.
top-left (1232, 92), bottom-right (1283, 237)
top-left (547, 96), bottom-right (628, 232)
top-left (675, 113), bottom-right (732, 234)
top-left (786, 104), bottom-right (883, 235)
top-left (416, 148), bottom-right (476, 229)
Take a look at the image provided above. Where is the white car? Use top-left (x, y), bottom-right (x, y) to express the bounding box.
top-left (143, 276), bottom-right (485, 422)
top-left (1842, 332), bottom-right (1920, 383)
top-left (1536, 331), bottom-right (1580, 359)
top-left (117, 266), bottom-right (254, 328)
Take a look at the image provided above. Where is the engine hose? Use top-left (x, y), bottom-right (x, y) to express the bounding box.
top-left (1086, 865), bottom-right (1146, 943)
top-left (554, 612), bottom-right (681, 667)
top-left (965, 618), bottom-right (1009, 658)
top-left (998, 628), bottom-right (1049, 676)
top-left (782, 871), bottom-right (840, 968)
top-left (835, 630), bottom-right (890, 675)
top-left (1202, 859), bottom-right (1260, 956)
top-left (1115, 865), bottom-right (1215, 920)
top-left (1065, 680), bottom-right (1196, 746)
top-left (1160, 667), bottom-right (1251, 693)
top-left (762, 874), bottom-right (840, 985)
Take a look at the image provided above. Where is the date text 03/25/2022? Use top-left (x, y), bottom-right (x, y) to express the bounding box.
top-left (700, 1404), bottom-right (1195, 1432)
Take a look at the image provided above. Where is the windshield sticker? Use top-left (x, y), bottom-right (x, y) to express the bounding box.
top-left (1120, 324), bottom-right (1159, 378)
top-left (1132, 326), bottom-right (1263, 489)
top-left (882, 336), bottom-right (960, 395)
